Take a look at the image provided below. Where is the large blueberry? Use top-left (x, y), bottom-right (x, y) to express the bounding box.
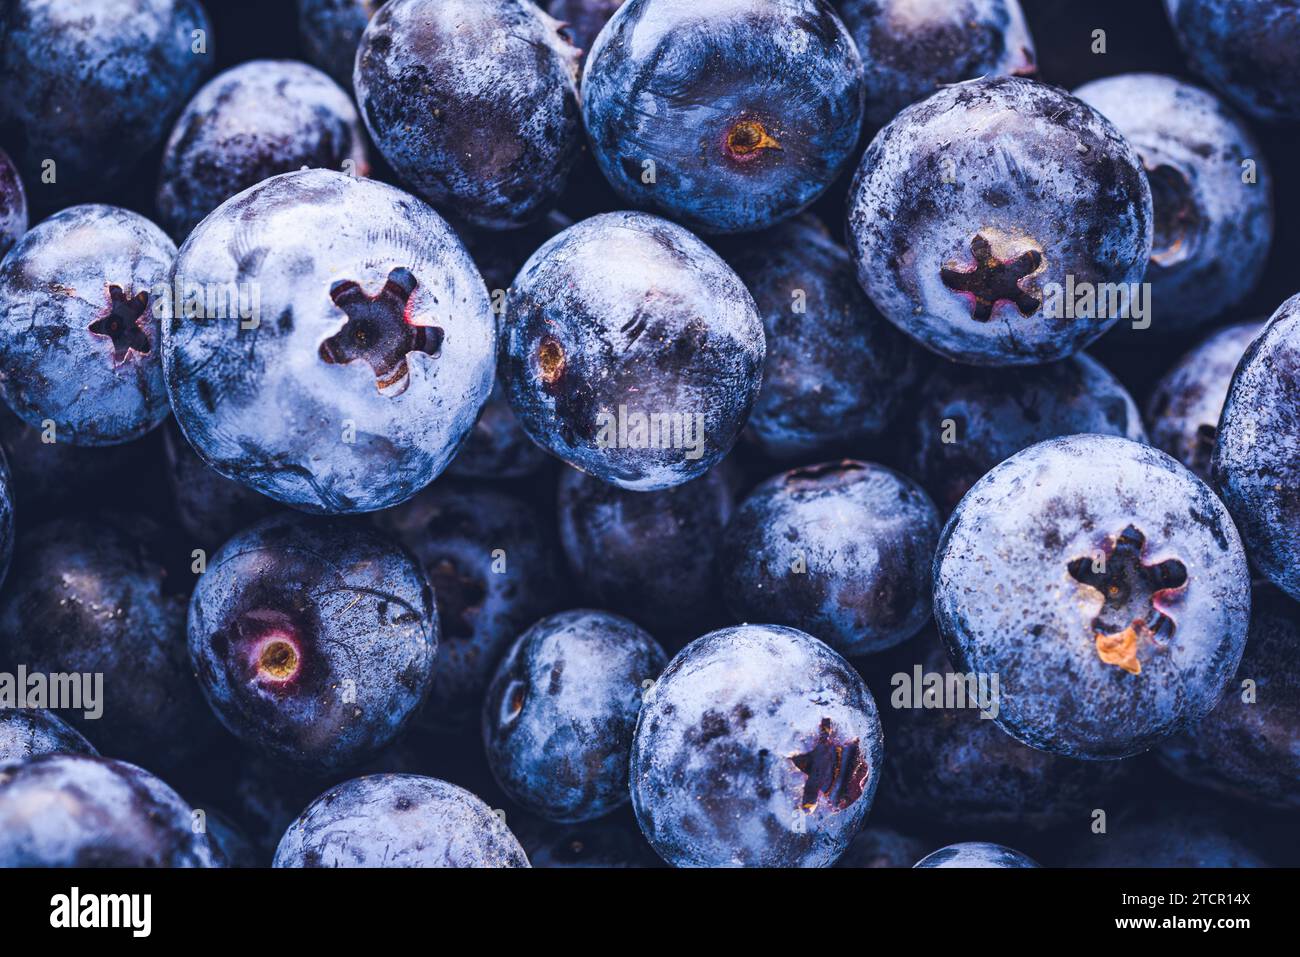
top-left (934, 434), bottom-right (1251, 759)
top-left (298, 0), bottom-right (383, 87)
top-left (0, 148), bottom-right (25, 258)
top-left (0, 0), bottom-right (213, 205)
top-left (355, 0), bottom-right (582, 229)
top-left (914, 842), bottom-right (1039, 868)
top-left (721, 461), bottom-right (941, 657)
top-left (483, 609), bottom-right (666, 822)
top-left (719, 216), bottom-right (922, 460)
top-left (273, 773), bottom-right (530, 867)
top-left (1212, 296), bottom-right (1300, 601)
top-left (1164, 0), bottom-right (1300, 124)
top-left (1075, 74), bottom-right (1272, 334)
top-left (0, 709), bottom-right (97, 763)
top-left (0, 205), bottom-right (174, 445)
top-left (157, 59), bottom-right (370, 241)
top-left (503, 211), bottom-right (764, 490)
top-left (0, 516), bottom-right (221, 771)
top-left (163, 169), bottom-right (497, 513)
top-left (187, 512), bottom-right (437, 774)
top-left (1145, 320), bottom-right (1265, 482)
top-left (630, 624), bottom-right (884, 867)
top-left (906, 352), bottom-right (1146, 512)
top-left (581, 0), bottom-right (865, 234)
top-left (1158, 588), bottom-right (1300, 810)
top-left (557, 464), bottom-right (732, 638)
top-left (848, 76), bottom-right (1152, 365)
top-left (839, 0), bottom-right (1036, 129)
top-left (372, 484), bottom-right (568, 730)
top-left (0, 755), bottom-right (223, 867)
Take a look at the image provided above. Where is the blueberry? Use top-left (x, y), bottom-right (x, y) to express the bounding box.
top-left (1159, 587), bottom-right (1300, 810)
top-left (934, 434), bottom-right (1251, 759)
top-left (848, 76), bottom-right (1153, 366)
top-left (0, 709), bottom-right (98, 763)
top-left (156, 59), bottom-right (370, 241)
top-left (372, 484), bottom-right (568, 730)
top-left (162, 419), bottom-right (281, 549)
top-left (1144, 320), bottom-right (1265, 481)
top-left (835, 826), bottom-right (927, 869)
top-left (0, 148), bottom-right (26, 259)
top-left (721, 461), bottom-right (941, 657)
top-left (0, 205), bottom-right (174, 445)
top-left (582, 0), bottom-right (865, 234)
top-left (273, 773), bottom-right (530, 867)
top-left (1212, 296), bottom-right (1300, 602)
top-left (882, 638), bottom-right (1129, 830)
top-left (547, 0), bottom-right (624, 55)
top-left (483, 609), bottom-right (665, 822)
top-left (557, 464), bottom-right (732, 638)
top-left (1075, 74), bottom-right (1273, 334)
top-left (914, 842), bottom-right (1039, 868)
top-left (503, 211), bottom-right (765, 490)
top-left (906, 352), bottom-right (1146, 512)
top-left (0, 0), bottom-right (213, 205)
top-left (513, 808), bottom-right (661, 867)
top-left (0, 754), bottom-right (223, 867)
top-left (163, 169), bottom-right (497, 513)
top-left (297, 0), bottom-right (383, 87)
top-left (718, 215), bottom-right (922, 460)
top-left (630, 624), bottom-right (883, 867)
top-left (187, 512), bottom-right (438, 773)
top-left (0, 515), bottom-right (222, 771)
top-left (838, 0), bottom-right (1037, 129)
top-left (355, 0), bottom-right (582, 229)
top-left (1066, 807), bottom-right (1266, 867)
top-left (1164, 0), bottom-right (1300, 124)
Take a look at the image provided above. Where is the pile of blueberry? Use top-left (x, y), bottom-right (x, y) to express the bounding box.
top-left (0, 0), bottom-right (1296, 869)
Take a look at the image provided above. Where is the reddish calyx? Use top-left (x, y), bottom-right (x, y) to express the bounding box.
top-left (790, 718), bottom-right (868, 812)
top-left (724, 118), bottom-right (781, 164)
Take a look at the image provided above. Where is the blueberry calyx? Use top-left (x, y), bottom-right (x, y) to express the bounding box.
top-left (1067, 525), bottom-right (1189, 675)
top-left (319, 266), bottom-right (443, 395)
top-left (88, 285), bottom-right (152, 363)
top-left (790, 718), bottom-right (869, 812)
top-left (1146, 162), bottom-right (1201, 268)
top-left (940, 233), bottom-right (1043, 322)
top-left (724, 119), bottom-right (781, 164)
top-left (537, 337), bottom-right (566, 385)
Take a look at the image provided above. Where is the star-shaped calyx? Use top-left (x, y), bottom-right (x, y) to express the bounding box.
top-left (89, 286), bottom-right (152, 362)
top-left (319, 266), bottom-right (442, 395)
top-left (941, 233), bottom-right (1043, 322)
top-left (1067, 525), bottom-right (1188, 675)
top-left (789, 718), bottom-right (868, 812)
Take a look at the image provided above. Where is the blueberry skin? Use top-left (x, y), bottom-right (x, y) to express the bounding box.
top-left (1158, 588), bottom-right (1300, 810)
top-left (0, 755), bottom-right (223, 867)
top-left (934, 434), bottom-right (1251, 759)
top-left (1144, 320), bottom-right (1265, 482)
top-left (298, 0), bottom-right (382, 87)
top-left (503, 211), bottom-right (765, 490)
top-left (1212, 296), bottom-right (1300, 602)
top-left (839, 0), bottom-right (1036, 130)
top-left (0, 0), bottom-right (214, 205)
top-left (914, 842), bottom-right (1039, 869)
top-left (630, 624), bottom-right (884, 867)
top-left (906, 352), bottom-right (1146, 512)
top-left (163, 419), bottom-right (281, 549)
top-left (163, 169), bottom-right (497, 513)
top-left (1164, 0), bottom-right (1300, 125)
top-left (0, 205), bottom-right (174, 446)
top-left (582, 0), bottom-right (865, 235)
top-left (372, 484), bottom-right (568, 730)
top-left (274, 774), bottom-right (530, 867)
top-left (483, 609), bottom-right (666, 823)
top-left (355, 0), bottom-right (582, 229)
top-left (1075, 74), bottom-right (1272, 334)
top-left (156, 59), bottom-right (370, 242)
top-left (835, 826), bottom-right (926, 869)
top-left (1067, 808), bottom-right (1266, 867)
top-left (722, 461), bottom-right (941, 657)
top-left (0, 516), bottom-right (221, 771)
top-left (719, 216), bottom-right (922, 460)
top-left (0, 148), bottom-right (26, 259)
top-left (547, 0), bottom-right (624, 55)
top-left (557, 464), bottom-right (732, 637)
top-left (848, 76), bottom-right (1153, 366)
top-left (0, 709), bottom-right (98, 763)
top-left (882, 639), bottom-right (1128, 830)
top-left (187, 512), bottom-right (438, 774)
